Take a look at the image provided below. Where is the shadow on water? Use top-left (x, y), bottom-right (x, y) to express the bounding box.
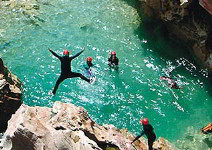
top-left (121, 0), bottom-right (195, 64)
top-left (126, 0), bottom-right (212, 98)
top-left (135, 17), bottom-right (193, 60)
top-left (136, 19), bottom-right (212, 98)
top-left (206, 73), bottom-right (212, 97)
top-left (125, 0), bottom-right (212, 99)
top-left (120, 0), bottom-right (195, 61)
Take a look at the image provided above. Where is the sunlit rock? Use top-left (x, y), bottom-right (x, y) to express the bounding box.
top-left (1, 101), bottom-right (176, 150)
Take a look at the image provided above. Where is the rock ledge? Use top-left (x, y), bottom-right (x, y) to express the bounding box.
top-left (1, 101), bottom-right (177, 150)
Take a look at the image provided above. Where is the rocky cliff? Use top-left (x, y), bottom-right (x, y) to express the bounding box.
top-left (0, 101), bottom-right (177, 150)
top-left (140, 0), bottom-right (212, 71)
top-left (0, 58), bottom-right (22, 133)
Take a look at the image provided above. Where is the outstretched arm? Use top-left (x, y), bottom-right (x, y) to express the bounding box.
top-left (131, 131), bottom-right (144, 144)
top-left (48, 48), bottom-right (61, 59)
top-left (70, 50), bottom-right (85, 60)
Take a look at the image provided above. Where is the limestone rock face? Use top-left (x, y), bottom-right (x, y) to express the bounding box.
top-left (1, 101), bottom-right (177, 150)
top-left (0, 58), bottom-right (22, 133)
top-left (142, 0), bottom-right (212, 70)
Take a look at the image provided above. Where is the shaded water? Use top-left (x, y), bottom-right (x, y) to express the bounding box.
top-left (0, 0), bottom-right (212, 149)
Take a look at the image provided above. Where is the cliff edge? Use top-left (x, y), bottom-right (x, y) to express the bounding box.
top-left (0, 101), bottom-right (177, 150)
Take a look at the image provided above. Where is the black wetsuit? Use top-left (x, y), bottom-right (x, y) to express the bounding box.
top-left (161, 76), bottom-right (180, 89)
top-left (108, 57), bottom-right (119, 66)
top-left (49, 49), bottom-right (90, 95)
top-left (132, 124), bottom-right (156, 150)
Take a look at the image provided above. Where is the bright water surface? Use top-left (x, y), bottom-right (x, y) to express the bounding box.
top-left (0, 0), bottom-right (212, 149)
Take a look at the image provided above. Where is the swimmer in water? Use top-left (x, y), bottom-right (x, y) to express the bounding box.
top-left (108, 51), bottom-right (119, 68)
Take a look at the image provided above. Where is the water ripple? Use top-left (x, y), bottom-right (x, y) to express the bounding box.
top-left (0, 0), bottom-right (211, 146)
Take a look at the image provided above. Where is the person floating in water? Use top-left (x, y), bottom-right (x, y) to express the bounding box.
top-left (131, 118), bottom-right (156, 150)
top-left (160, 70), bottom-right (181, 89)
top-left (160, 76), bottom-right (180, 89)
top-left (84, 57), bottom-right (94, 76)
top-left (48, 48), bottom-right (91, 95)
top-left (108, 51), bottom-right (119, 68)
top-left (83, 57), bottom-right (96, 83)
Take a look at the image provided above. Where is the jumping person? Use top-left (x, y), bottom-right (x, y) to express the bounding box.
top-left (48, 48), bottom-right (91, 95)
top-left (131, 118), bottom-right (156, 150)
top-left (108, 51), bottom-right (119, 67)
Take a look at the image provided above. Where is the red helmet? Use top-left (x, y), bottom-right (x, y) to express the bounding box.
top-left (63, 50), bottom-right (69, 56)
top-left (140, 118), bottom-right (148, 125)
top-left (87, 57), bottom-right (92, 62)
top-left (111, 51), bottom-right (116, 55)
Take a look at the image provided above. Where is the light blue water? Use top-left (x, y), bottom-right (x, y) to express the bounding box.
top-left (1, 0), bottom-right (212, 148)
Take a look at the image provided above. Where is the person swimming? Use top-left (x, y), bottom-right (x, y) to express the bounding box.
top-left (160, 66), bottom-right (181, 89)
top-left (160, 76), bottom-right (180, 89)
top-left (82, 57), bottom-right (97, 84)
top-left (83, 57), bottom-right (94, 77)
top-left (48, 48), bottom-right (91, 95)
top-left (108, 51), bottom-right (119, 68)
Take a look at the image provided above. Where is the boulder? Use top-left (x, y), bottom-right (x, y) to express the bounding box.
top-left (1, 101), bottom-right (177, 150)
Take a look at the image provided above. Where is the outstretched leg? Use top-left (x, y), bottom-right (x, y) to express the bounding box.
top-left (53, 75), bottom-right (66, 95)
top-left (148, 135), bottom-right (156, 150)
top-left (69, 72), bottom-right (90, 83)
top-left (148, 140), bottom-right (153, 150)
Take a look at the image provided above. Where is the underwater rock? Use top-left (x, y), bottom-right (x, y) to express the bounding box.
top-left (0, 0), bottom-right (43, 27)
top-left (175, 126), bottom-right (212, 150)
top-left (0, 59), bottom-right (22, 133)
top-left (1, 101), bottom-right (177, 150)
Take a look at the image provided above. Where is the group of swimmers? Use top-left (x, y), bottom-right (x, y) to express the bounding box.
top-left (48, 48), bottom-right (182, 150)
top-left (48, 48), bottom-right (119, 95)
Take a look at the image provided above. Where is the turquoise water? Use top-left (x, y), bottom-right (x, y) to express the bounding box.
top-left (1, 0), bottom-right (212, 148)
